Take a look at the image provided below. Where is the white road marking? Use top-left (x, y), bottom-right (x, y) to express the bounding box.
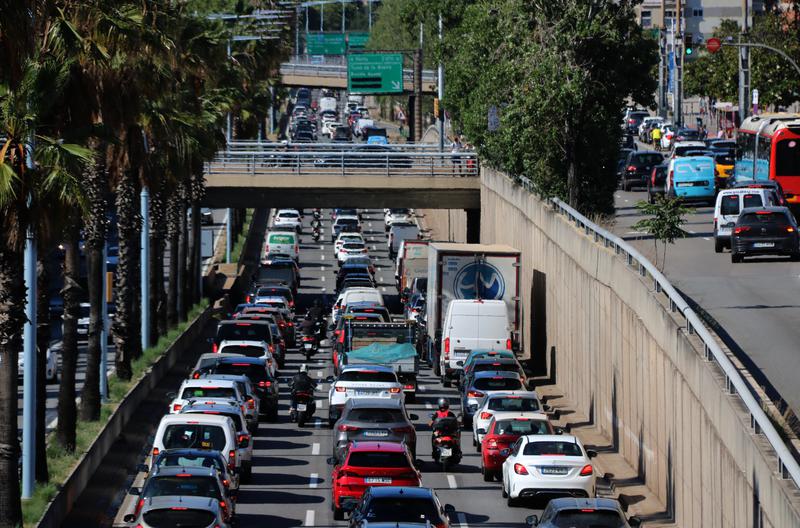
top-left (317, 370), bottom-right (323, 377)
top-left (319, 245), bottom-right (324, 251)
top-left (372, 245), bottom-right (377, 250)
top-left (310, 473), bottom-right (319, 488)
top-left (322, 287), bottom-right (327, 292)
top-left (418, 385), bottom-right (426, 392)
top-left (447, 474), bottom-right (457, 488)
top-left (312, 443), bottom-right (320, 455)
top-left (315, 420), bottom-right (322, 429)
top-left (425, 402), bottom-right (433, 409)
top-left (688, 229), bottom-right (696, 234)
top-left (321, 275), bottom-right (326, 282)
top-left (381, 287), bottom-right (387, 292)
top-left (320, 254), bottom-right (325, 260)
top-left (703, 237), bottom-right (710, 241)
top-left (624, 199), bottom-right (629, 203)
top-left (304, 510), bottom-right (315, 526)
top-left (457, 512), bottom-right (469, 528)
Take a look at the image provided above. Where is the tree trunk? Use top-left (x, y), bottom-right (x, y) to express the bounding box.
top-left (0, 242), bottom-right (24, 527)
top-left (565, 117), bottom-right (579, 208)
top-left (56, 220), bottom-right (81, 451)
top-left (166, 186), bottom-right (180, 327)
top-left (151, 178), bottom-right (168, 340)
top-left (80, 163), bottom-right (107, 422)
top-left (177, 179), bottom-right (188, 322)
top-left (187, 203), bottom-right (200, 307)
top-left (113, 173), bottom-right (138, 380)
top-left (35, 256), bottom-right (49, 483)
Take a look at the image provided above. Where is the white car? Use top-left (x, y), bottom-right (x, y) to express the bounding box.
top-left (336, 241), bottom-right (368, 263)
top-left (273, 209), bottom-right (302, 232)
top-left (334, 232), bottom-right (365, 254)
top-left (323, 121), bottom-right (342, 138)
top-left (502, 434), bottom-right (597, 506)
top-left (331, 215), bottom-right (361, 241)
top-left (327, 365), bottom-right (403, 426)
top-left (18, 345), bottom-right (59, 383)
top-left (472, 391), bottom-right (543, 447)
top-left (331, 287), bottom-right (385, 323)
top-left (253, 294), bottom-right (290, 313)
top-left (199, 372), bottom-right (260, 431)
top-left (385, 212), bottom-right (414, 232)
top-left (168, 378), bottom-right (244, 414)
top-left (217, 340), bottom-right (277, 377)
top-left (659, 123), bottom-right (675, 150)
top-left (150, 414), bottom-right (241, 473)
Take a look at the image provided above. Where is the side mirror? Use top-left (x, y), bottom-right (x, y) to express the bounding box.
top-left (586, 449), bottom-right (598, 459)
top-left (238, 437), bottom-right (250, 449)
top-left (444, 504), bottom-right (456, 514)
top-left (128, 487), bottom-right (141, 496)
top-left (499, 449), bottom-right (510, 457)
top-left (123, 514), bottom-right (137, 523)
top-left (136, 463), bottom-right (149, 474)
top-left (326, 457), bottom-right (336, 465)
top-left (325, 375), bottom-right (336, 383)
top-left (166, 392), bottom-right (176, 400)
top-left (456, 360), bottom-right (464, 367)
top-left (526, 380), bottom-right (536, 391)
top-left (542, 403), bottom-right (551, 412)
top-left (408, 413), bottom-right (419, 421)
top-left (343, 502), bottom-right (358, 513)
top-left (554, 427), bottom-right (564, 435)
top-left (525, 514), bottom-right (539, 527)
top-left (628, 516), bottom-right (642, 527)
top-left (476, 428), bottom-right (486, 435)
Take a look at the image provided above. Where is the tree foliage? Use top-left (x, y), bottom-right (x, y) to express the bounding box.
top-left (632, 196), bottom-right (689, 271)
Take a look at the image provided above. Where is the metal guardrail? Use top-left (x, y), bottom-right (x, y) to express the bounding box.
top-left (514, 174), bottom-right (800, 490)
top-left (226, 140), bottom-right (448, 152)
top-left (206, 150), bottom-right (479, 179)
top-left (280, 62), bottom-right (438, 83)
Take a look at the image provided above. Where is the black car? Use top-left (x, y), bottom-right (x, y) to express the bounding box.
top-left (673, 127), bottom-right (701, 142)
top-left (199, 356), bottom-right (279, 420)
top-left (348, 486), bottom-right (455, 528)
top-left (620, 151), bottom-right (664, 191)
top-left (333, 126), bottom-right (353, 142)
top-left (254, 263), bottom-right (299, 295)
top-left (624, 110), bottom-right (649, 135)
top-left (730, 206), bottom-right (800, 263)
top-left (647, 163), bottom-right (668, 204)
top-left (616, 148), bottom-right (635, 181)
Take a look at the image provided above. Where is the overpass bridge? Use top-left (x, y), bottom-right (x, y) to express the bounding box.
top-left (279, 57), bottom-right (438, 93)
top-left (203, 143), bottom-right (480, 210)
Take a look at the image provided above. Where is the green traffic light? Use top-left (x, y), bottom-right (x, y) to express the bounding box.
top-left (686, 47), bottom-right (693, 55)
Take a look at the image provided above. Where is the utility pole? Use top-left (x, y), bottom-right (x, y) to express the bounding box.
top-left (341, 0), bottom-right (345, 33)
top-left (295, 7), bottom-right (300, 57)
top-left (675, 0), bottom-right (683, 127)
top-left (368, 0), bottom-right (372, 31)
top-left (438, 13), bottom-right (445, 151)
top-left (658, 0), bottom-right (666, 118)
top-left (320, 3), bottom-right (324, 32)
top-left (739, 0), bottom-right (750, 125)
top-left (22, 196), bottom-right (36, 499)
top-left (226, 40), bottom-right (232, 145)
top-left (140, 186), bottom-right (150, 351)
top-left (413, 23), bottom-right (423, 143)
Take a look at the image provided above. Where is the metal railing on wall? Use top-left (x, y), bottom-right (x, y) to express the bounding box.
top-left (514, 173), bottom-right (800, 490)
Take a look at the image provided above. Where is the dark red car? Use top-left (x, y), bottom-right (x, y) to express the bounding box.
top-left (480, 413), bottom-right (553, 481)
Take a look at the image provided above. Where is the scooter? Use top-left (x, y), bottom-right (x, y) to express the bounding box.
top-left (290, 391), bottom-right (316, 427)
top-left (311, 226), bottom-right (322, 242)
top-left (310, 218), bottom-right (322, 229)
top-left (431, 416), bottom-right (462, 470)
top-left (312, 209), bottom-right (322, 220)
top-left (301, 334), bottom-right (318, 360)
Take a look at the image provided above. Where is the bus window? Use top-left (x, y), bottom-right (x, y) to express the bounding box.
top-left (776, 139), bottom-right (800, 177)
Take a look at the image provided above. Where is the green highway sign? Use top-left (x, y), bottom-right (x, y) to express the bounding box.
top-left (348, 53), bottom-right (404, 94)
top-left (306, 32), bottom-right (346, 55)
top-left (347, 32), bottom-right (370, 50)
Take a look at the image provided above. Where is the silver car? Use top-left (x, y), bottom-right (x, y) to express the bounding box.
top-left (331, 398), bottom-right (418, 463)
top-left (123, 495), bottom-right (232, 527)
top-left (526, 497), bottom-right (641, 527)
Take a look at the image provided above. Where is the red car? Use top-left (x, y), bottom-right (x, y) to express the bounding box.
top-left (331, 441), bottom-right (421, 520)
top-left (480, 413), bottom-right (553, 481)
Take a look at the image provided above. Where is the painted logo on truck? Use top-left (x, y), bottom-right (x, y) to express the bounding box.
top-left (454, 261), bottom-right (505, 300)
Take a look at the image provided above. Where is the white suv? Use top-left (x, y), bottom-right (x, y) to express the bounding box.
top-left (327, 365), bottom-right (403, 426)
top-left (168, 379), bottom-right (243, 414)
top-left (273, 209), bottom-right (302, 232)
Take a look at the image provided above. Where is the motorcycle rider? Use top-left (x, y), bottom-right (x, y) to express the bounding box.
top-left (290, 364), bottom-right (317, 412)
top-left (429, 398), bottom-right (456, 452)
top-left (300, 299), bottom-right (325, 340)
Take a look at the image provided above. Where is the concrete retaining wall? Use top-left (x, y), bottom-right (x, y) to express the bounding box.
top-left (480, 167), bottom-right (800, 527)
top-left (418, 209), bottom-right (467, 243)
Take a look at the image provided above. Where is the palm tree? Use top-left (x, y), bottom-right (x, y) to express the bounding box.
top-left (56, 217), bottom-right (81, 451)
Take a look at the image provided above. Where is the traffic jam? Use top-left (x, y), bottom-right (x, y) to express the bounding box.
top-left (621, 111), bottom-right (800, 262)
top-left (114, 205), bottom-right (643, 527)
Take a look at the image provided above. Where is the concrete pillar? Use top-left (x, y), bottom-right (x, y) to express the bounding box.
top-left (466, 208), bottom-right (480, 243)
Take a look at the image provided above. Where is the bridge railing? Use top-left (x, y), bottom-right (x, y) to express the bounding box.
top-left (514, 174), bottom-right (800, 490)
top-left (280, 61), bottom-right (437, 83)
top-left (226, 140), bottom-right (449, 152)
top-left (206, 150), bottom-right (479, 178)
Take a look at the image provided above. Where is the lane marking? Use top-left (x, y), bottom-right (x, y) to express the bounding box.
top-left (321, 276), bottom-right (326, 282)
top-left (447, 474), bottom-right (457, 488)
top-left (319, 245), bottom-right (324, 250)
top-left (457, 512), bottom-right (469, 528)
top-left (425, 402), bottom-right (433, 409)
top-left (703, 237), bottom-right (710, 241)
top-left (418, 385), bottom-right (426, 392)
top-left (688, 229), bottom-right (696, 234)
top-left (317, 370), bottom-right (323, 377)
top-left (321, 254), bottom-right (325, 260)
top-left (310, 473), bottom-right (319, 488)
top-left (315, 419), bottom-right (322, 429)
top-left (304, 509), bottom-right (315, 527)
top-left (312, 443), bottom-right (320, 455)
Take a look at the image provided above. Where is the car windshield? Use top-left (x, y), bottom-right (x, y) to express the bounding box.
top-left (162, 424), bottom-right (227, 451)
top-left (180, 386), bottom-right (235, 399)
top-left (143, 475), bottom-right (221, 499)
top-left (488, 396), bottom-right (540, 412)
top-left (347, 452), bottom-right (410, 468)
top-left (155, 454), bottom-right (224, 473)
top-left (346, 408), bottom-right (405, 423)
top-left (366, 498), bottom-right (442, 524)
top-left (218, 345), bottom-right (265, 358)
top-left (551, 510), bottom-right (626, 528)
top-left (474, 377), bottom-right (522, 391)
top-left (339, 371), bottom-right (397, 383)
top-left (494, 419), bottom-right (550, 435)
top-left (142, 508), bottom-right (217, 527)
top-left (523, 441), bottom-right (583, 457)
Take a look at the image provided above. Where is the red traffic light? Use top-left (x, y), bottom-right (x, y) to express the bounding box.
top-left (706, 37), bottom-right (721, 54)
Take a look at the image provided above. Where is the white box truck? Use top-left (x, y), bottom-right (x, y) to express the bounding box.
top-left (425, 243), bottom-right (521, 380)
top-left (395, 239), bottom-right (428, 292)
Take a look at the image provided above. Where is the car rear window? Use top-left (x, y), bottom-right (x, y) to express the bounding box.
top-left (739, 212), bottom-right (790, 227)
top-left (473, 362), bottom-right (520, 374)
top-left (156, 454), bottom-right (225, 473)
top-left (163, 424), bottom-right (227, 451)
top-left (720, 195), bottom-right (740, 216)
top-left (523, 441), bottom-right (583, 457)
top-left (494, 419), bottom-right (550, 436)
top-left (339, 370), bottom-right (398, 383)
top-left (144, 475), bottom-right (221, 499)
top-left (366, 498), bottom-right (442, 524)
top-left (216, 323), bottom-right (269, 343)
top-left (347, 451), bottom-right (410, 468)
top-left (142, 508), bottom-right (217, 527)
top-left (180, 386), bottom-right (236, 400)
top-left (346, 408), bottom-right (405, 423)
top-left (218, 345), bottom-right (266, 358)
top-left (474, 377), bottom-right (522, 391)
top-left (278, 211), bottom-right (299, 218)
top-left (488, 396), bottom-right (540, 412)
top-left (187, 411), bottom-right (243, 432)
top-left (633, 153), bottom-right (663, 166)
top-left (551, 510), bottom-right (626, 527)
top-left (337, 218), bottom-right (359, 225)
top-left (742, 193), bottom-right (763, 209)
top-left (212, 362), bottom-right (269, 384)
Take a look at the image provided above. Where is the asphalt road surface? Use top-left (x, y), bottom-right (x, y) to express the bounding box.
top-left (111, 209), bottom-right (540, 528)
top-left (612, 186), bottom-right (800, 418)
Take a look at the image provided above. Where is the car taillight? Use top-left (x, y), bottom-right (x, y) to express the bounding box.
top-left (506, 338), bottom-right (512, 350)
top-left (668, 170), bottom-right (673, 186)
top-left (228, 450), bottom-right (236, 469)
top-left (289, 300), bottom-right (294, 307)
top-left (134, 497), bottom-right (145, 517)
top-left (338, 424), bottom-right (360, 432)
top-left (192, 371), bottom-right (200, 379)
top-left (335, 386), bottom-right (346, 392)
top-left (513, 463), bottom-right (528, 475)
top-left (787, 227), bottom-right (795, 233)
top-left (480, 412), bottom-right (492, 420)
top-left (220, 500), bottom-right (228, 516)
top-left (247, 398), bottom-right (255, 409)
top-left (269, 344), bottom-right (275, 353)
top-left (238, 433), bottom-right (250, 444)
top-left (444, 337), bottom-right (450, 359)
top-left (627, 165), bottom-right (636, 172)
top-left (467, 390), bottom-right (485, 398)
top-left (486, 438), bottom-right (498, 449)
top-left (172, 403), bottom-right (182, 412)
top-left (404, 384), bottom-right (414, 390)
top-left (580, 464), bottom-right (593, 476)
top-left (288, 321), bottom-right (294, 327)
top-left (246, 295), bottom-right (251, 303)
top-left (734, 226), bottom-right (751, 235)
top-left (222, 478), bottom-right (229, 488)
top-left (258, 381), bottom-right (272, 388)
top-left (152, 447), bottom-right (159, 458)
top-left (389, 387), bottom-right (401, 394)
top-left (212, 343), bottom-right (218, 353)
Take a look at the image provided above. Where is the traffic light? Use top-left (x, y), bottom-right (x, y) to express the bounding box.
top-left (684, 33), bottom-right (694, 56)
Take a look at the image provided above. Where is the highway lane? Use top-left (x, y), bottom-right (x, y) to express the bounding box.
top-left (612, 187), bottom-right (800, 418)
top-left (111, 208), bottom-right (540, 528)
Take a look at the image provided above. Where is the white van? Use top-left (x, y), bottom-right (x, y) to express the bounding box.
top-left (387, 223), bottom-right (420, 259)
top-left (713, 188), bottom-right (778, 252)
top-left (265, 230), bottom-right (299, 262)
top-left (150, 414), bottom-right (242, 473)
top-left (332, 287), bottom-right (385, 323)
top-left (440, 299), bottom-right (512, 386)
top-left (168, 378), bottom-right (244, 414)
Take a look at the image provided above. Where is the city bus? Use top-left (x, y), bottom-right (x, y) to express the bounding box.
top-left (734, 114), bottom-right (800, 204)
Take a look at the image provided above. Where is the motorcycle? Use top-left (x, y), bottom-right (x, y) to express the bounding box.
top-left (290, 390), bottom-right (316, 427)
top-left (312, 209), bottom-right (322, 220)
top-left (310, 218), bottom-right (321, 229)
top-left (301, 334), bottom-right (318, 360)
top-left (431, 416), bottom-right (462, 470)
top-left (311, 227), bottom-right (322, 242)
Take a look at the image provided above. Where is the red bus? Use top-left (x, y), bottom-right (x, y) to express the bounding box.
top-left (735, 114), bottom-right (800, 204)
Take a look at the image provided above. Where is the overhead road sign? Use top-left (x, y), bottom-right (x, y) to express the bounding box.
top-left (348, 53), bottom-right (404, 94)
top-left (348, 32), bottom-right (370, 50)
top-left (306, 32), bottom-right (346, 55)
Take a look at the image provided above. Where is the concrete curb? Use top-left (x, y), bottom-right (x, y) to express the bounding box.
top-left (35, 306), bottom-right (212, 528)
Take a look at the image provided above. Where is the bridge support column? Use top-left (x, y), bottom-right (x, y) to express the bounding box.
top-left (466, 208), bottom-right (480, 243)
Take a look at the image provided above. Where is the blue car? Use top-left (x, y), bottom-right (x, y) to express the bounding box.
top-left (669, 156), bottom-right (716, 203)
top-left (460, 370), bottom-right (525, 426)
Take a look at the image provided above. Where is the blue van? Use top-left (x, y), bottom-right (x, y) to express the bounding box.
top-left (669, 156), bottom-right (716, 202)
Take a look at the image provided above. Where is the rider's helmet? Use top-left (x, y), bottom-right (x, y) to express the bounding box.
top-left (299, 364), bottom-right (308, 373)
top-left (437, 398), bottom-right (450, 411)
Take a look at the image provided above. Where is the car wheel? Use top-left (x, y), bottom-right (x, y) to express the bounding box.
top-left (333, 506), bottom-right (345, 521)
top-left (714, 235), bottom-right (723, 254)
top-left (731, 253), bottom-right (743, 264)
top-left (507, 495), bottom-right (517, 507)
top-left (482, 467), bottom-right (493, 482)
top-left (648, 191), bottom-right (655, 205)
top-left (501, 481), bottom-right (508, 498)
top-left (442, 378), bottom-right (451, 388)
top-left (791, 252), bottom-right (800, 262)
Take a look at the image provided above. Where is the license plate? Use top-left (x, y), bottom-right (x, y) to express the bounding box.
top-left (754, 242), bottom-right (775, 248)
top-left (540, 466), bottom-right (569, 475)
top-left (439, 447), bottom-right (452, 457)
top-left (303, 343), bottom-right (313, 349)
top-left (363, 430), bottom-right (388, 437)
top-left (297, 403), bottom-right (307, 411)
top-left (677, 182), bottom-right (692, 187)
top-left (355, 390), bottom-right (377, 397)
top-left (364, 477), bottom-right (392, 484)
